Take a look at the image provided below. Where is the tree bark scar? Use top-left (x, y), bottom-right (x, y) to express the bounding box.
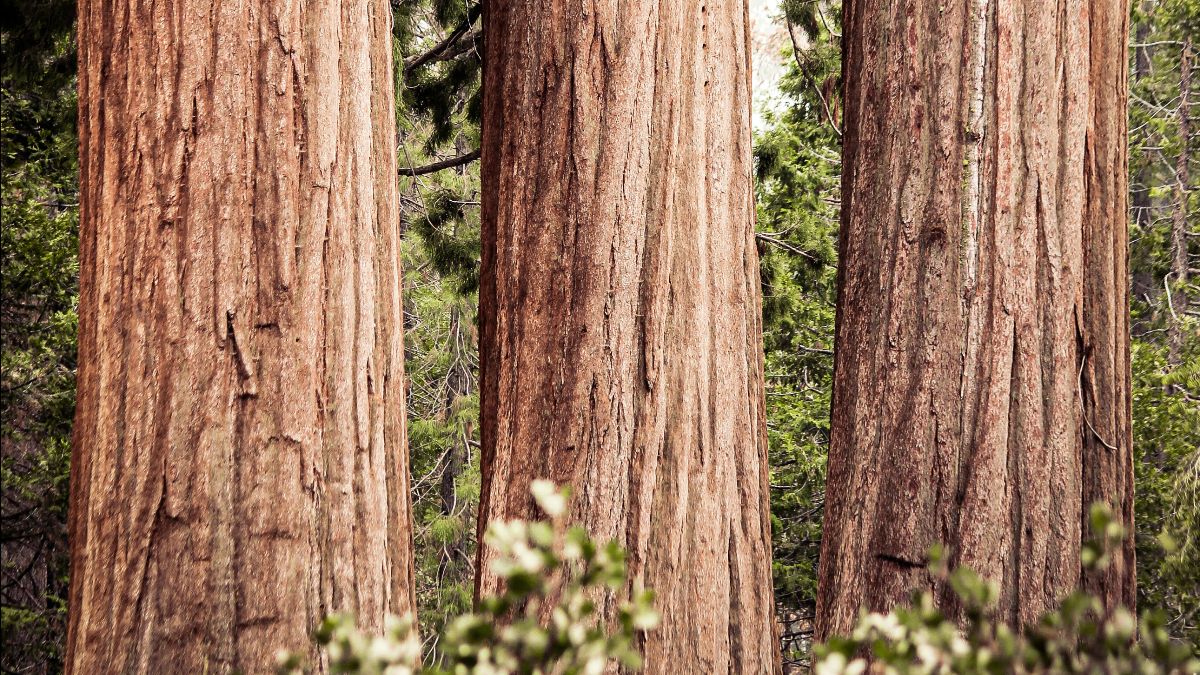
top-left (960, 0), bottom-right (989, 290)
top-left (875, 552), bottom-right (927, 569)
top-left (226, 310), bottom-right (258, 396)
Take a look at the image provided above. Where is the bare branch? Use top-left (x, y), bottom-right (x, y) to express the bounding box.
top-left (403, 19), bottom-right (480, 77)
top-left (398, 149), bottom-right (481, 176)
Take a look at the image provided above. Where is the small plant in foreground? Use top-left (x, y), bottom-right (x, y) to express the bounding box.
top-left (814, 504), bottom-right (1199, 674)
top-left (276, 481), bottom-right (658, 675)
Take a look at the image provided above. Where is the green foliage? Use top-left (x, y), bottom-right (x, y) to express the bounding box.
top-left (393, 2), bottom-right (487, 653)
top-left (1125, 0), bottom-right (1200, 645)
top-left (754, 3), bottom-right (842, 659)
top-left (1129, 340), bottom-right (1200, 644)
top-left (1, 11), bottom-right (78, 671)
top-left (408, 187), bottom-right (482, 294)
top-left (403, 235), bottom-right (482, 642)
top-left (0, 0), bottom-right (75, 89)
top-left (396, 0), bottom-right (481, 151)
top-left (814, 506), bottom-right (1200, 674)
top-left (1128, 0), bottom-right (1197, 307)
top-left (277, 482), bottom-right (658, 675)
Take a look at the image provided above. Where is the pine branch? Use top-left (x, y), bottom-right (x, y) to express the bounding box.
top-left (785, 17), bottom-right (842, 138)
top-left (403, 19), bottom-right (480, 77)
top-left (756, 232), bottom-right (818, 261)
top-left (398, 149), bottom-right (481, 176)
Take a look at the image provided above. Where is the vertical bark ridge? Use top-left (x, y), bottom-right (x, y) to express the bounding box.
top-left (477, 1), bottom-right (779, 672)
top-left (67, 0), bottom-right (415, 671)
top-left (1079, 0), bottom-right (1135, 608)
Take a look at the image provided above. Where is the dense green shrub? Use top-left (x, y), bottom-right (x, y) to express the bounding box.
top-left (277, 482), bottom-right (658, 675)
top-left (287, 498), bottom-right (1198, 675)
top-left (813, 506), bottom-right (1199, 674)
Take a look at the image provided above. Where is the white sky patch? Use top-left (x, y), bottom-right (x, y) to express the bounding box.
top-left (750, 0), bottom-right (790, 130)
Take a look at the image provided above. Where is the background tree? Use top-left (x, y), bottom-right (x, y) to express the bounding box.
top-left (474, 1), bottom-right (779, 671)
top-left (1125, 0), bottom-right (1199, 644)
top-left (390, 1), bottom-right (485, 655)
top-left (2, 2), bottom-right (81, 670)
top-left (752, 0), bottom-right (842, 665)
top-left (64, 0), bottom-right (415, 670)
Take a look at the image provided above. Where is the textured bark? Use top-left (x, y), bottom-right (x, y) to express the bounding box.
top-left (817, 0), bottom-right (1134, 639)
top-left (1167, 39), bottom-right (1192, 364)
top-left (476, 1), bottom-right (779, 672)
top-left (67, 0), bottom-right (415, 672)
top-left (1078, 0), bottom-right (1136, 610)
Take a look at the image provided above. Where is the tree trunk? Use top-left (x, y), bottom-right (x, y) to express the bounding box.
top-left (476, 2), bottom-right (779, 672)
top-left (1168, 39), bottom-right (1192, 364)
top-left (1130, 5), bottom-right (1156, 307)
top-left (438, 304), bottom-right (472, 583)
top-left (67, 0), bottom-right (415, 671)
top-left (817, 0), bottom-right (1134, 640)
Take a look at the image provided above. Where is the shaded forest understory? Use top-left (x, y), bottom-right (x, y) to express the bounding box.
top-left (2, 0), bottom-right (1198, 671)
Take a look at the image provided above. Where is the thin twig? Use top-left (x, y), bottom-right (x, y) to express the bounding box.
top-left (785, 17), bottom-right (842, 137)
top-left (1077, 356), bottom-right (1120, 452)
top-left (756, 232), bottom-right (818, 261)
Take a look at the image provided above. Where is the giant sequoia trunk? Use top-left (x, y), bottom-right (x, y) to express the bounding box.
top-left (67, 0), bottom-right (415, 671)
top-left (476, 2), bottom-right (779, 672)
top-left (817, 0), bottom-right (1134, 639)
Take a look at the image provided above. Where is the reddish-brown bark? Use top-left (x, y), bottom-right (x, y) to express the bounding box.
top-left (67, 0), bottom-right (415, 671)
top-left (818, 0), bottom-right (1134, 639)
top-left (476, 1), bottom-right (779, 672)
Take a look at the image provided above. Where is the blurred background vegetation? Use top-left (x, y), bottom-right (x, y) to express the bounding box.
top-left (1, 0), bottom-right (1196, 671)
